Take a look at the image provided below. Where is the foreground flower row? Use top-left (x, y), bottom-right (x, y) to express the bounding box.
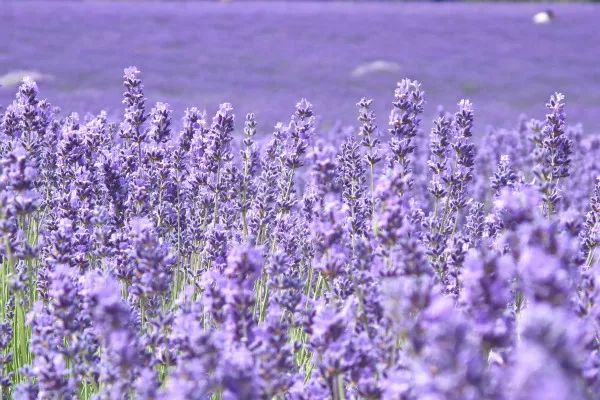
top-left (0, 68), bottom-right (598, 399)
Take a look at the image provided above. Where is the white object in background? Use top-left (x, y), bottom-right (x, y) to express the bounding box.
top-left (351, 60), bottom-right (401, 78)
top-left (533, 10), bottom-right (554, 25)
top-left (0, 70), bottom-right (52, 88)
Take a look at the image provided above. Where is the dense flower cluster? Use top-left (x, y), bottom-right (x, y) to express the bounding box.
top-left (0, 68), bottom-right (599, 400)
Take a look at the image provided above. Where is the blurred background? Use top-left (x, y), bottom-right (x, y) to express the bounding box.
top-left (1, 1), bottom-right (599, 133)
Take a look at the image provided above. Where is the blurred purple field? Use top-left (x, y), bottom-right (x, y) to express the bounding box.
top-left (1, 1), bottom-right (599, 132)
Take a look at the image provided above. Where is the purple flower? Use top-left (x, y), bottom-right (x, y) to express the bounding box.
top-left (461, 249), bottom-right (515, 349)
top-left (491, 154), bottom-right (518, 195)
top-left (532, 93), bottom-right (572, 216)
top-left (148, 102), bottom-right (172, 145)
top-left (126, 217), bottom-right (176, 319)
top-left (509, 305), bottom-right (589, 400)
top-left (338, 136), bottom-right (368, 239)
top-left (387, 78), bottom-right (425, 190)
top-left (82, 271), bottom-right (157, 399)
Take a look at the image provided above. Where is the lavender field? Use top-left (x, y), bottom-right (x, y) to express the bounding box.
top-left (2, 2), bottom-right (600, 131)
top-left (1, 2), bottom-right (600, 400)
